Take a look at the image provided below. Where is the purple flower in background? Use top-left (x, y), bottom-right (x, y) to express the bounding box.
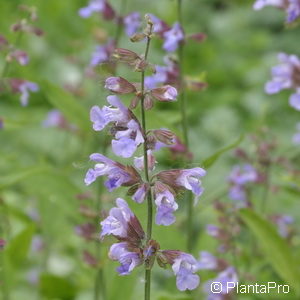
top-left (293, 123), bottom-right (300, 144)
top-left (228, 164), bottom-right (257, 205)
top-left (204, 267), bottom-right (238, 296)
top-left (253, 0), bottom-right (300, 23)
top-left (90, 40), bottom-right (115, 66)
top-left (84, 153), bottom-right (139, 189)
top-left (123, 12), bottom-right (141, 36)
top-left (109, 242), bottom-right (142, 275)
top-left (155, 189), bottom-right (178, 226)
top-left (78, 0), bottom-right (105, 18)
top-left (8, 50), bottom-right (29, 65)
top-left (253, 0), bottom-right (284, 10)
top-left (147, 14), bottom-right (170, 37)
top-left (265, 53), bottom-right (300, 110)
top-left (145, 65), bottom-right (168, 89)
top-left (198, 251), bottom-right (218, 270)
top-left (10, 79), bottom-right (39, 106)
top-left (171, 253), bottom-right (200, 291)
top-left (206, 224), bottom-right (220, 238)
top-left (101, 198), bottom-right (134, 238)
top-left (271, 214), bottom-right (294, 237)
top-left (176, 168), bottom-right (206, 196)
top-left (229, 165), bottom-right (258, 185)
top-left (163, 23), bottom-right (184, 52)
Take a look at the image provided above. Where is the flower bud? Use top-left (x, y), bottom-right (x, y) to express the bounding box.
top-left (130, 33), bottom-right (146, 42)
top-left (144, 94), bottom-right (153, 110)
top-left (134, 59), bottom-right (148, 72)
top-left (113, 48), bottom-right (140, 65)
top-left (151, 85), bottom-right (177, 102)
top-left (187, 32), bottom-right (207, 43)
top-left (153, 129), bottom-right (175, 145)
top-left (104, 76), bottom-right (136, 94)
top-left (129, 95), bottom-right (140, 109)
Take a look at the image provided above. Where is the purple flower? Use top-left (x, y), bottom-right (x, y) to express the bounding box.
top-left (253, 0), bottom-right (284, 10)
top-left (10, 79), bottom-right (39, 106)
top-left (147, 14), bottom-right (170, 36)
top-left (206, 224), bottom-right (220, 238)
top-left (123, 12), bottom-right (141, 36)
top-left (155, 189), bottom-right (178, 226)
top-left (100, 198), bottom-right (134, 238)
top-left (176, 168), bottom-right (206, 196)
top-left (287, 0), bottom-right (300, 23)
top-left (109, 242), bottom-right (142, 275)
top-left (204, 267), bottom-right (238, 296)
top-left (132, 183), bottom-right (148, 203)
top-left (90, 40), bottom-right (115, 66)
top-left (228, 165), bottom-right (258, 185)
top-left (292, 123), bottom-right (300, 144)
top-left (228, 185), bottom-right (247, 202)
top-left (145, 65), bottom-right (168, 89)
top-left (78, 0), bottom-right (105, 18)
top-left (171, 253), bottom-right (200, 291)
top-left (84, 153), bottom-right (137, 189)
top-left (163, 23), bottom-right (184, 52)
top-left (271, 214), bottom-right (294, 237)
top-left (289, 92), bottom-right (300, 110)
top-left (265, 53), bottom-right (300, 110)
top-left (42, 109), bottom-right (65, 128)
top-left (90, 96), bottom-right (144, 157)
top-left (197, 251), bottom-right (218, 270)
top-left (8, 50), bottom-right (29, 65)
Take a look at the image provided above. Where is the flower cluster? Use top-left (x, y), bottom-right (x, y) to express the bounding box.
top-left (265, 53), bottom-right (300, 111)
top-left (0, 5), bottom-right (41, 106)
top-left (253, 0), bottom-right (300, 23)
top-left (101, 198), bottom-right (200, 290)
top-left (84, 16), bottom-right (206, 292)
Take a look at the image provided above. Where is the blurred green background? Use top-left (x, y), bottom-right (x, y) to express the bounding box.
top-left (0, 0), bottom-right (300, 299)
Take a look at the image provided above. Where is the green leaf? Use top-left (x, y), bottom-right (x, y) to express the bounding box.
top-left (39, 273), bottom-right (76, 300)
top-left (239, 208), bottom-right (300, 294)
top-left (201, 134), bottom-right (244, 168)
top-left (42, 80), bottom-right (91, 132)
top-left (5, 224), bottom-right (35, 266)
top-left (0, 165), bottom-right (49, 190)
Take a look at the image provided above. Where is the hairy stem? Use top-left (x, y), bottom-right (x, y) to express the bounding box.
top-left (140, 28), bottom-right (153, 300)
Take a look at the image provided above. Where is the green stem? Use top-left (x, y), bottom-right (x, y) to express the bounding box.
top-left (261, 165), bottom-right (271, 215)
top-left (140, 28), bottom-right (153, 300)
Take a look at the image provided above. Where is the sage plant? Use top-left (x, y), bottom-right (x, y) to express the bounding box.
top-left (85, 15), bottom-right (206, 299)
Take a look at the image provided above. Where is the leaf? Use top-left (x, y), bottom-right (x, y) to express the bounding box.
top-left (5, 224), bottom-right (35, 266)
top-left (201, 134), bottom-right (244, 168)
top-left (39, 273), bottom-right (76, 300)
top-left (0, 165), bottom-right (49, 190)
top-left (239, 208), bottom-right (300, 294)
top-left (42, 80), bottom-right (91, 132)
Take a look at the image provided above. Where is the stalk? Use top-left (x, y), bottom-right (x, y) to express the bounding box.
top-left (140, 25), bottom-right (153, 300)
top-left (177, 0), bottom-right (193, 252)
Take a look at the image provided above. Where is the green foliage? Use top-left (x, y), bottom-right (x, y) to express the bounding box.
top-left (5, 224), bottom-right (35, 266)
top-left (239, 209), bottom-right (300, 295)
top-left (39, 273), bottom-right (77, 300)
